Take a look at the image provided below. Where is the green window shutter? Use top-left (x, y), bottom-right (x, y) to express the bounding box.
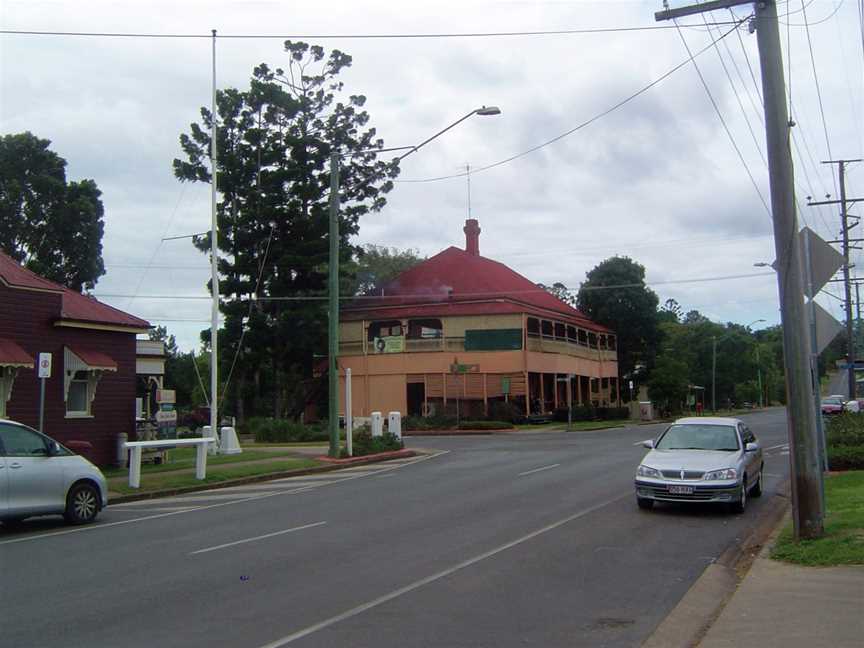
top-left (464, 329), bottom-right (523, 351)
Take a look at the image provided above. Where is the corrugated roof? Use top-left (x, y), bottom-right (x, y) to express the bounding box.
top-left (344, 245), bottom-right (611, 332)
top-left (0, 250), bottom-right (150, 329)
top-left (0, 338), bottom-right (35, 368)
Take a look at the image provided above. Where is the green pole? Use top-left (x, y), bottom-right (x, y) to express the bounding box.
top-left (328, 152), bottom-right (340, 458)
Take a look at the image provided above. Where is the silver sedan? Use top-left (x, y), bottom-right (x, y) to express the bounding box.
top-left (634, 417), bottom-right (764, 513)
top-left (0, 419), bottom-right (108, 526)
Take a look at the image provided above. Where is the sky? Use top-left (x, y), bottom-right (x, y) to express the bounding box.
top-left (1, 0), bottom-right (862, 351)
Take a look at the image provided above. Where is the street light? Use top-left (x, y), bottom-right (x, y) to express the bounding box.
top-left (326, 106), bottom-right (501, 457)
top-left (712, 318), bottom-right (766, 413)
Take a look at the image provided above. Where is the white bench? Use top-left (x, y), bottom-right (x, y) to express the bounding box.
top-left (123, 438), bottom-right (216, 488)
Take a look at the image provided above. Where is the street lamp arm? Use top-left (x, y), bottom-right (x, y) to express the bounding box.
top-left (395, 106), bottom-right (501, 164)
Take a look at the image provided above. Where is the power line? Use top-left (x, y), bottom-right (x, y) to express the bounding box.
top-left (400, 18), bottom-right (748, 184)
top-left (0, 23), bottom-right (741, 40)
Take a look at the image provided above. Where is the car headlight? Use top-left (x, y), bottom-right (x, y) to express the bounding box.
top-left (703, 468), bottom-right (738, 481)
top-left (637, 464), bottom-right (662, 479)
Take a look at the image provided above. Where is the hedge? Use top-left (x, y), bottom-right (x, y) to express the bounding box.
top-left (825, 413), bottom-right (864, 470)
top-left (246, 417), bottom-right (329, 443)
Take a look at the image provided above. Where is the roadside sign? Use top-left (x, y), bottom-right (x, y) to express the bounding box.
top-left (450, 363), bottom-right (480, 374)
top-left (799, 227), bottom-right (845, 299)
top-left (502, 377), bottom-right (511, 395)
top-left (812, 301), bottom-right (844, 354)
top-left (156, 410), bottom-right (178, 423)
top-left (156, 389), bottom-right (176, 404)
top-left (38, 353), bottom-right (52, 378)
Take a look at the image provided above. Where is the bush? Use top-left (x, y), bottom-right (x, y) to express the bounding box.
top-left (249, 417), bottom-right (329, 443)
top-left (487, 400), bottom-right (523, 423)
top-left (457, 420), bottom-right (513, 430)
top-left (826, 413), bottom-right (864, 470)
top-left (349, 430), bottom-right (403, 457)
top-left (403, 415), bottom-right (457, 431)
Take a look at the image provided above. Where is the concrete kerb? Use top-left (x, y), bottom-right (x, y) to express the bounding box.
top-left (641, 480), bottom-right (792, 648)
top-left (109, 449), bottom-right (421, 505)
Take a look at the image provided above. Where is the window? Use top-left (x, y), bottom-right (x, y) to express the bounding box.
top-left (566, 325), bottom-right (578, 342)
top-left (541, 320), bottom-right (553, 338)
top-left (578, 329), bottom-right (588, 346)
top-left (554, 322), bottom-right (566, 339)
top-left (368, 320), bottom-right (403, 341)
top-left (527, 317), bottom-right (540, 336)
top-left (591, 378), bottom-right (599, 393)
top-left (588, 332), bottom-right (598, 349)
top-left (0, 366), bottom-right (18, 419)
top-left (67, 370), bottom-right (90, 414)
top-left (601, 378), bottom-right (609, 389)
top-left (599, 335), bottom-right (607, 350)
top-left (607, 335), bottom-right (616, 351)
top-left (407, 319), bottom-right (442, 339)
top-left (0, 422), bottom-right (48, 457)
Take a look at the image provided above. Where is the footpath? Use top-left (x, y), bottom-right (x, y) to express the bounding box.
top-left (646, 500), bottom-right (863, 648)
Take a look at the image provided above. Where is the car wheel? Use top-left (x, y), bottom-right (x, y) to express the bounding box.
top-left (64, 483), bottom-right (101, 524)
top-left (637, 497), bottom-right (654, 510)
top-left (730, 479), bottom-right (747, 514)
top-left (750, 466), bottom-right (763, 497)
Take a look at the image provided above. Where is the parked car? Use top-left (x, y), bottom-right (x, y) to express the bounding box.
top-left (821, 396), bottom-right (845, 416)
top-left (0, 419), bottom-right (108, 526)
top-left (634, 417), bottom-right (763, 513)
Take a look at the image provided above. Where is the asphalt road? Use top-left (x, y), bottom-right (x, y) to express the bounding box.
top-left (1, 409), bottom-right (792, 648)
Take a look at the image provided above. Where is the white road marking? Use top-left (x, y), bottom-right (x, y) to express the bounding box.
top-left (765, 443), bottom-right (789, 451)
top-left (190, 521), bottom-right (327, 555)
top-left (0, 451), bottom-right (448, 546)
top-left (518, 463), bottom-right (561, 477)
top-left (110, 506), bottom-right (197, 513)
top-left (256, 491), bottom-right (631, 648)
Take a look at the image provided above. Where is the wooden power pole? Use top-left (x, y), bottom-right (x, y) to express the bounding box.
top-left (655, 0), bottom-right (824, 539)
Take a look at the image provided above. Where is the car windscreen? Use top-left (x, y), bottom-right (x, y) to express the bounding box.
top-left (655, 424), bottom-right (740, 451)
top-left (822, 398), bottom-right (843, 405)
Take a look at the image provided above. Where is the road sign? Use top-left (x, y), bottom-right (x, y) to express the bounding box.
top-left (156, 389), bottom-right (176, 404)
top-left (799, 227), bottom-right (845, 299)
top-left (38, 353), bottom-right (52, 378)
top-left (502, 377), bottom-right (511, 395)
top-left (450, 363), bottom-right (479, 374)
top-left (812, 301), bottom-right (844, 354)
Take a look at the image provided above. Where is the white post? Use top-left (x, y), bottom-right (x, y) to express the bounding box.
top-left (345, 368), bottom-right (353, 457)
top-left (196, 441), bottom-right (208, 480)
top-left (209, 28), bottom-right (220, 460)
top-left (128, 446), bottom-right (142, 488)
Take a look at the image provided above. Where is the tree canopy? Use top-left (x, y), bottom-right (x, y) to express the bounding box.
top-left (0, 132), bottom-right (106, 290)
top-left (174, 41), bottom-right (398, 420)
top-left (349, 244), bottom-right (424, 295)
top-left (576, 256), bottom-right (660, 381)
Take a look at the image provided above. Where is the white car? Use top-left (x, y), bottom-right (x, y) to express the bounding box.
top-left (0, 419), bottom-right (108, 526)
top-left (634, 417), bottom-right (764, 513)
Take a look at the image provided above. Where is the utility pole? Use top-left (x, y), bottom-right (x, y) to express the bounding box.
top-left (820, 159), bottom-right (863, 399)
top-left (327, 152), bottom-right (341, 458)
top-left (656, 0), bottom-right (824, 539)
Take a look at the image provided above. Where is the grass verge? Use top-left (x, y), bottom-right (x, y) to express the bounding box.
top-left (771, 471), bottom-right (864, 566)
top-left (514, 419), bottom-right (630, 431)
top-left (102, 447), bottom-right (307, 478)
top-left (108, 457), bottom-right (322, 495)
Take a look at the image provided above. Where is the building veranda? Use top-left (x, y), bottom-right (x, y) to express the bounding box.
top-left (337, 219), bottom-right (619, 421)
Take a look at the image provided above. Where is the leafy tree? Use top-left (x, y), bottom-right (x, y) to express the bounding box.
top-left (576, 256), bottom-right (660, 381)
top-left (349, 244), bottom-right (424, 295)
top-left (174, 42), bottom-right (398, 421)
top-left (538, 281), bottom-right (577, 307)
top-left (0, 132), bottom-right (106, 290)
top-left (647, 355), bottom-right (690, 413)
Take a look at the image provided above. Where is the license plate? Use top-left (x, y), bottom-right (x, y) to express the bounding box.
top-left (668, 485), bottom-right (694, 495)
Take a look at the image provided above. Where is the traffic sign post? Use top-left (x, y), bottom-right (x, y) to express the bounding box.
top-left (37, 352), bottom-right (51, 433)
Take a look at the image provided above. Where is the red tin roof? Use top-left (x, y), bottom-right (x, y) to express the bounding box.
top-left (344, 245), bottom-right (611, 333)
top-left (68, 347), bottom-right (118, 371)
top-left (0, 250), bottom-right (149, 329)
top-left (0, 338), bottom-right (35, 368)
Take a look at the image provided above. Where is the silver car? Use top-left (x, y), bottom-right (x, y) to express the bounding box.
top-left (0, 419), bottom-right (108, 525)
top-left (634, 417), bottom-right (763, 513)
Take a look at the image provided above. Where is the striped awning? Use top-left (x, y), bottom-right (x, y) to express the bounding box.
top-left (0, 339), bottom-right (34, 368)
top-left (65, 346), bottom-right (117, 372)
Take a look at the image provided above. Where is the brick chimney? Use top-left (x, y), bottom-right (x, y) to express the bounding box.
top-left (464, 218), bottom-right (481, 256)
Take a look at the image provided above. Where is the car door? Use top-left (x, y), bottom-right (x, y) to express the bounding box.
top-left (740, 425), bottom-right (761, 485)
top-left (0, 422), bottom-right (66, 516)
top-left (0, 448), bottom-right (7, 518)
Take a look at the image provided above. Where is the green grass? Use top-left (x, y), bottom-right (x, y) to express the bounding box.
top-left (109, 457), bottom-right (322, 495)
top-left (771, 471), bottom-right (864, 566)
top-left (102, 447), bottom-right (307, 478)
top-left (514, 419), bottom-right (629, 431)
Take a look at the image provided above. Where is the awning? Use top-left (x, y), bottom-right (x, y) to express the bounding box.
top-left (65, 346), bottom-right (118, 372)
top-left (0, 339), bottom-right (34, 368)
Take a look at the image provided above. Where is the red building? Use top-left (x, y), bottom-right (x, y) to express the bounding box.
top-left (0, 251), bottom-right (150, 466)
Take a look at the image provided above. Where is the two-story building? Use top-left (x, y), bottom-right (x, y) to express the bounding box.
top-left (337, 219), bottom-right (619, 419)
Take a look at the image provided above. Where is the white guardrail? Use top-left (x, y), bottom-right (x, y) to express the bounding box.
top-left (123, 438), bottom-right (216, 488)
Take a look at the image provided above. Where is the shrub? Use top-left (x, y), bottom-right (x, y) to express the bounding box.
top-left (350, 430), bottom-right (403, 457)
top-left (827, 445), bottom-right (864, 471)
top-left (250, 417), bottom-right (329, 443)
top-left (403, 415), bottom-right (457, 430)
top-left (458, 420), bottom-right (513, 430)
top-left (487, 400), bottom-right (523, 423)
top-left (825, 413), bottom-right (864, 470)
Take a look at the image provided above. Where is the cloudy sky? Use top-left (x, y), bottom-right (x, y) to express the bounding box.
top-left (2, 0), bottom-right (862, 350)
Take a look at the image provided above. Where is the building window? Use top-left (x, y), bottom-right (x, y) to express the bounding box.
top-left (527, 317), bottom-right (540, 336)
top-left (601, 377), bottom-right (609, 389)
top-left (607, 335), bottom-right (616, 351)
top-left (588, 332), bottom-right (598, 349)
top-left (566, 325), bottom-right (578, 343)
top-left (0, 367), bottom-right (16, 419)
top-left (599, 335), bottom-right (607, 350)
top-left (368, 320), bottom-right (403, 340)
top-left (407, 319), bottom-right (443, 339)
top-left (66, 369), bottom-right (103, 416)
top-left (541, 320), bottom-right (553, 338)
top-left (591, 378), bottom-right (599, 393)
top-left (578, 329), bottom-right (588, 346)
top-left (554, 322), bottom-right (566, 339)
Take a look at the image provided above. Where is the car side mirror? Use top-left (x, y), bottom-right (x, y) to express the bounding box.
top-left (47, 441), bottom-right (60, 456)
top-left (642, 439), bottom-right (654, 449)
top-left (745, 442), bottom-right (759, 453)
